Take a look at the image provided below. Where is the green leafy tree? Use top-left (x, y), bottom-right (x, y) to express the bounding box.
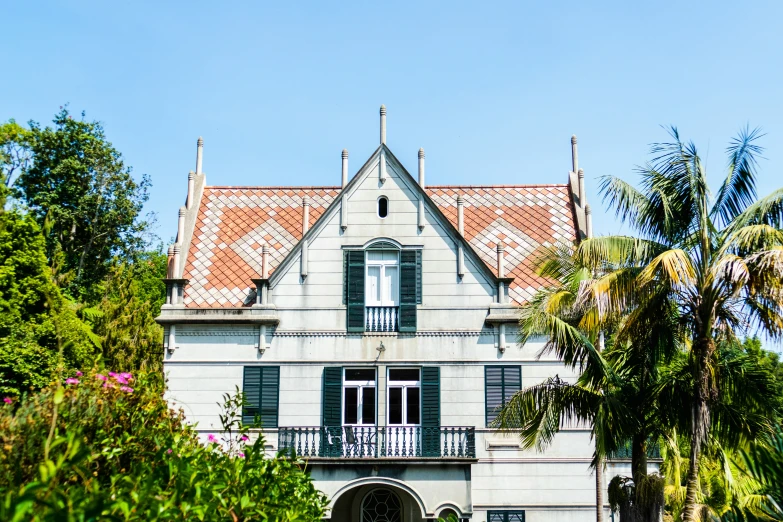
top-left (0, 210), bottom-right (95, 396)
top-left (0, 120), bottom-right (32, 192)
top-left (94, 249), bottom-right (167, 372)
top-left (13, 107), bottom-right (151, 300)
top-left (578, 127), bottom-right (783, 521)
top-left (658, 342), bottom-right (779, 520)
top-left (0, 371), bottom-right (328, 520)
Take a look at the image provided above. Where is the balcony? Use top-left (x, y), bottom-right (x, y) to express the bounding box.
top-left (365, 306), bottom-right (398, 332)
top-left (278, 426), bottom-right (476, 459)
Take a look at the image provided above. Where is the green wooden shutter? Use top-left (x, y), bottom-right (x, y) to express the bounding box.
top-left (415, 249), bottom-right (422, 304)
top-left (321, 367), bottom-right (343, 457)
top-left (421, 366), bottom-right (440, 457)
top-left (346, 251), bottom-right (365, 332)
top-left (322, 367), bottom-right (343, 426)
top-left (242, 367), bottom-right (279, 427)
top-left (242, 367), bottom-right (262, 425)
top-left (399, 250), bottom-right (419, 332)
top-left (259, 366), bottom-right (280, 428)
top-left (485, 366), bottom-right (522, 426)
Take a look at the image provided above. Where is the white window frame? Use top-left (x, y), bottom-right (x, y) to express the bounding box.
top-left (365, 250), bottom-right (399, 307)
top-left (343, 368), bottom-right (377, 426)
top-left (386, 367), bottom-right (421, 427)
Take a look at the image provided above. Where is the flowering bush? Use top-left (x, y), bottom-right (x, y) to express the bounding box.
top-left (0, 370), bottom-right (327, 521)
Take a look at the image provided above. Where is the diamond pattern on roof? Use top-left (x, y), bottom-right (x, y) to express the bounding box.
top-left (183, 188), bottom-right (339, 307)
top-left (183, 184), bottom-right (576, 307)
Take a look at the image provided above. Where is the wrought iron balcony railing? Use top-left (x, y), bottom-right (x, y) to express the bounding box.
top-left (278, 426), bottom-right (476, 459)
top-left (365, 306), bottom-right (398, 332)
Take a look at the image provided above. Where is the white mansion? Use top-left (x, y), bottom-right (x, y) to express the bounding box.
top-left (157, 107), bottom-right (633, 522)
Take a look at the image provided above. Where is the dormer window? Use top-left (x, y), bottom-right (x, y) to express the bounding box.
top-left (345, 240), bottom-right (422, 334)
top-left (378, 196), bottom-right (389, 218)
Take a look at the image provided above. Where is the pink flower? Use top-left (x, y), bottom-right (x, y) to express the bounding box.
top-left (108, 372), bottom-right (117, 378)
top-left (76, 371), bottom-right (83, 377)
top-left (103, 382), bottom-right (114, 389)
top-left (114, 375), bottom-right (128, 384)
top-left (3, 397), bottom-right (12, 404)
top-left (166, 448), bottom-right (173, 454)
top-left (119, 386), bottom-right (134, 393)
top-left (120, 372), bottom-right (133, 381)
top-left (96, 374), bottom-right (107, 381)
top-left (238, 452), bottom-right (245, 458)
top-left (65, 378), bottom-right (80, 385)
top-left (207, 434), bottom-right (217, 443)
top-left (241, 435), bottom-right (249, 441)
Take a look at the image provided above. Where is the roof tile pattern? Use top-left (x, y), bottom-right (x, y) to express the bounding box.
top-left (428, 186), bottom-right (576, 303)
top-left (183, 185), bottom-right (576, 307)
top-left (183, 188), bottom-right (340, 307)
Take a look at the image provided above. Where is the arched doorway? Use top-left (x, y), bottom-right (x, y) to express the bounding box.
top-left (361, 488), bottom-right (403, 522)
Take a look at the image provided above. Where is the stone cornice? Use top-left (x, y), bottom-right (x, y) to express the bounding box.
top-left (155, 305), bottom-right (279, 325)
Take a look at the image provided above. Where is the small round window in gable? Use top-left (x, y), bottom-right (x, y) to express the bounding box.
top-left (378, 196), bottom-right (389, 218)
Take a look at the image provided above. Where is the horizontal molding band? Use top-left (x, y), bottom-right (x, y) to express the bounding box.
top-left (164, 359), bottom-right (566, 365)
top-left (176, 329), bottom-right (493, 337)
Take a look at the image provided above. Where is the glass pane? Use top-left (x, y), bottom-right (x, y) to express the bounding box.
top-left (389, 387), bottom-right (403, 424)
top-left (378, 197), bottom-right (388, 218)
top-left (361, 387), bottom-right (376, 424)
top-left (345, 368), bottom-right (376, 381)
top-left (366, 266), bottom-right (380, 304)
top-left (406, 387), bottom-right (420, 425)
top-left (344, 387), bottom-right (358, 424)
top-left (367, 250), bottom-right (397, 262)
top-left (384, 266), bottom-right (398, 305)
top-left (389, 368), bottom-right (420, 382)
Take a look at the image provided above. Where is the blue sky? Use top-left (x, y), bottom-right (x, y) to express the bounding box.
top-left (3, 1), bottom-right (782, 247)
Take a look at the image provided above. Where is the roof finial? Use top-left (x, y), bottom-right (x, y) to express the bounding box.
top-left (196, 136), bottom-right (204, 175)
top-left (418, 148), bottom-right (425, 188)
top-left (341, 149), bottom-right (349, 188)
top-left (380, 105), bottom-right (387, 145)
top-left (571, 134), bottom-right (578, 174)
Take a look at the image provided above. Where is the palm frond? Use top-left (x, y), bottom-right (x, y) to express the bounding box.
top-left (575, 235), bottom-right (669, 268)
top-left (491, 377), bottom-right (603, 451)
top-left (712, 126), bottom-right (764, 228)
top-left (637, 248), bottom-right (696, 288)
top-left (729, 187), bottom-right (783, 232)
top-left (598, 175), bottom-right (654, 230)
top-left (719, 224), bottom-right (783, 257)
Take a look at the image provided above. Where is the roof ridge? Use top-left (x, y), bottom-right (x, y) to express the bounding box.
top-left (427, 184), bottom-right (568, 189)
top-left (204, 183), bottom-right (568, 190)
top-left (206, 185), bottom-right (341, 190)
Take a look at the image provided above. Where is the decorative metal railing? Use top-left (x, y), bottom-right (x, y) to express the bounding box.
top-left (278, 426), bottom-right (476, 458)
top-left (365, 306), bottom-right (399, 332)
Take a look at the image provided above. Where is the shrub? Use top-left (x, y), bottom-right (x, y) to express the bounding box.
top-left (0, 370), bottom-right (327, 521)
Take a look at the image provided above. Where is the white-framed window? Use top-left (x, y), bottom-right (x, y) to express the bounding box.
top-left (387, 368), bottom-right (421, 426)
top-left (343, 368), bottom-right (376, 426)
top-left (365, 250), bottom-right (399, 307)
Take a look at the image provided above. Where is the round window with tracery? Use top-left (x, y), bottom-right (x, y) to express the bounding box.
top-left (361, 488), bottom-right (402, 522)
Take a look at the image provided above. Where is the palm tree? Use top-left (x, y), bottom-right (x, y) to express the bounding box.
top-left (492, 244), bottom-right (653, 522)
top-left (577, 127), bottom-right (783, 521)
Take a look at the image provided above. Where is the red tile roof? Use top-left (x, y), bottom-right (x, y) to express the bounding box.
top-left (182, 185), bottom-right (576, 307)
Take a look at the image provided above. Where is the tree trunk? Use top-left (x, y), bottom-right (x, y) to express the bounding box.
top-left (631, 433), bottom-right (648, 486)
top-left (681, 337), bottom-right (714, 522)
top-left (596, 452), bottom-right (604, 522)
